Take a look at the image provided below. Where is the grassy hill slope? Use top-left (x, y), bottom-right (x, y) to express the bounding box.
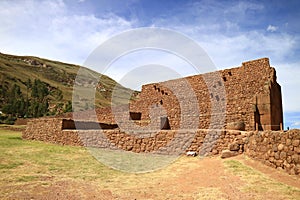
top-left (0, 52), bottom-right (138, 117)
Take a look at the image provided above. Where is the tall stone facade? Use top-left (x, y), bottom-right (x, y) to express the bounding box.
top-left (94, 58), bottom-right (283, 131)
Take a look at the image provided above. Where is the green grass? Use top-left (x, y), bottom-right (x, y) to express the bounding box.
top-left (0, 129), bottom-right (182, 198)
top-left (0, 161), bottom-right (24, 170)
top-left (16, 175), bottom-right (39, 182)
top-left (0, 130), bottom-right (121, 184)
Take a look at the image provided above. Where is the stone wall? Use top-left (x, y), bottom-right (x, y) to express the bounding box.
top-left (14, 118), bottom-right (30, 125)
top-left (23, 118), bottom-right (245, 155)
top-left (22, 118), bottom-right (83, 146)
top-left (66, 58), bottom-right (283, 132)
top-left (244, 130), bottom-right (300, 175)
top-left (22, 58), bottom-right (291, 175)
top-left (129, 58), bottom-right (283, 131)
top-left (22, 118), bottom-right (299, 176)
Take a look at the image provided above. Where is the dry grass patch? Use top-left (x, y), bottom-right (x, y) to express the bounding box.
top-left (224, 159), bottom-right (300, 199)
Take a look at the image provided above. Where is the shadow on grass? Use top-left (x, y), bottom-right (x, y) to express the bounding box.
top-left (8, 136), bottom-right (22, 140)
top-left (89, 147), bottom-right (178, 173)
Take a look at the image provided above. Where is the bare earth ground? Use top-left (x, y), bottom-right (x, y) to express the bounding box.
top-left (1, 129), bottom-right (299, 200)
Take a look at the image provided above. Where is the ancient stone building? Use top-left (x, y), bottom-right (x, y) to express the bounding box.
top-left (94, 57), bottom-right (283, 131)
top-left (23, 58), bottom-right (300, 176)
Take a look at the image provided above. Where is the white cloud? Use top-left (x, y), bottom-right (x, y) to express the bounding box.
top-left (199, 32), bottom-right (298, 113)
top-left (267, 25), bottom-right (278, 32)
top-left (165, 25), bottom-right (297, 68)
top-left (0, 0), bottom-right (299, 116)
top-left (106, 49), bottom-right (196, 90)
top-left (224, 1), bottom-right (264, 15)
top-left (147, 21), bottom-right (298, 113)
top-left (276, 61), bottom-right (300, 112)
top-left (0, 0), bottom-right (134, 64)
top-left (292, 121), bottom-right (300, 126)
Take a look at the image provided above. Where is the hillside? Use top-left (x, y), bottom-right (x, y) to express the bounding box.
top-left (0, 52), bottom-right (138, 122)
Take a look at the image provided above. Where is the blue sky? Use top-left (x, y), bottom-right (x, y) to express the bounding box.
top-left (0, 0), bottom-right (299, 129)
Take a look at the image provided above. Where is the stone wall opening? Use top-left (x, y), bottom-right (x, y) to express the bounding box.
top-left (62, 119), bottom-right (118, 130)
top-left (129, 112), bottom-right (142, 120)
top-left (161, 117), bottom-right (171, 130)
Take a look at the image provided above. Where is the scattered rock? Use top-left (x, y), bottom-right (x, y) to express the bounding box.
top-left (221, 150), bottom-right (238, 159)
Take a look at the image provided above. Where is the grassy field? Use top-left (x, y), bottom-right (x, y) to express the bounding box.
top-left (1, 129), bottom-right (300, 199)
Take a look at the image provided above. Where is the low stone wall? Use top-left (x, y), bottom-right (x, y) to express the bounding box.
top-left (73, 129), bottom-right (245, 156)
top-left (14, 118), bottom-right (30, 125)
top-left (244, 130), bottom-right (300, 175)
top-left (187, 129), bottom-right (247, 155)
top-left (22, 118), bottom-right (246, 155)
top-left (22, 118), bottom-right (83, 146)
top-left (22, 118), bottom-right (300, 175)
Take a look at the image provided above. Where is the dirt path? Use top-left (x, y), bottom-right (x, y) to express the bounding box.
top-left (3, 155), bottom-right (299, 200)
top-left (149, 157), bottom-right (247, 200)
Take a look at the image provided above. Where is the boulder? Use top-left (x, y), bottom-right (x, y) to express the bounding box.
top-left (221, 150), bottom-right (238, 159)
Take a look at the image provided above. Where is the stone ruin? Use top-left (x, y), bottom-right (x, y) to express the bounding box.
top-left (23, 58), bottom-right (300, 175)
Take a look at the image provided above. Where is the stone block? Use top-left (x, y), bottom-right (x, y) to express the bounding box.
top-left (220, 150), bottom-right (238, 159)
top-left (274, 152), bottom-right (280, 160)
top-left (292, 139), bottom-right (300, 147)
top-left (280, 151), bottom-right (287, 160)
top-left (227, 121), bottom-right (245, 131)
top-left (278, 144), bottom-right (284, 151)
top-left (229, 142), bottom-right (240, 151)
top-left (292, 154), bottom-right (299, 164)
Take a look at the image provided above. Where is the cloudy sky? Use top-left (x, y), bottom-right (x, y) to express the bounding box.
top-left (0, 0), bottom-right (299, 129)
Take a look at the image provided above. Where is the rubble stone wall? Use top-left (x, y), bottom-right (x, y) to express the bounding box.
top-left (244, 130), bottom-right (300, 175)
top-left (22, 118), bottom-right (299, 175)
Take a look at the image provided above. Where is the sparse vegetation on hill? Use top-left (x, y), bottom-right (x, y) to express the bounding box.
top-left (0, 52), bottom-right (138, 123)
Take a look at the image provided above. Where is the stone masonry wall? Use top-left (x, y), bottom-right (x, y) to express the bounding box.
top-left (59, 58), bottom-right (283, 131)
top-left (23, 118), bottom-right (299, 175)
top-left (22, 118), bottom-right (83, 146)
top-left (23, 118), bottom-right (245, 155)
top-left (130, 58), bottom-right (283, 131)
top-left (244, 129), bottom-right (300, 175)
